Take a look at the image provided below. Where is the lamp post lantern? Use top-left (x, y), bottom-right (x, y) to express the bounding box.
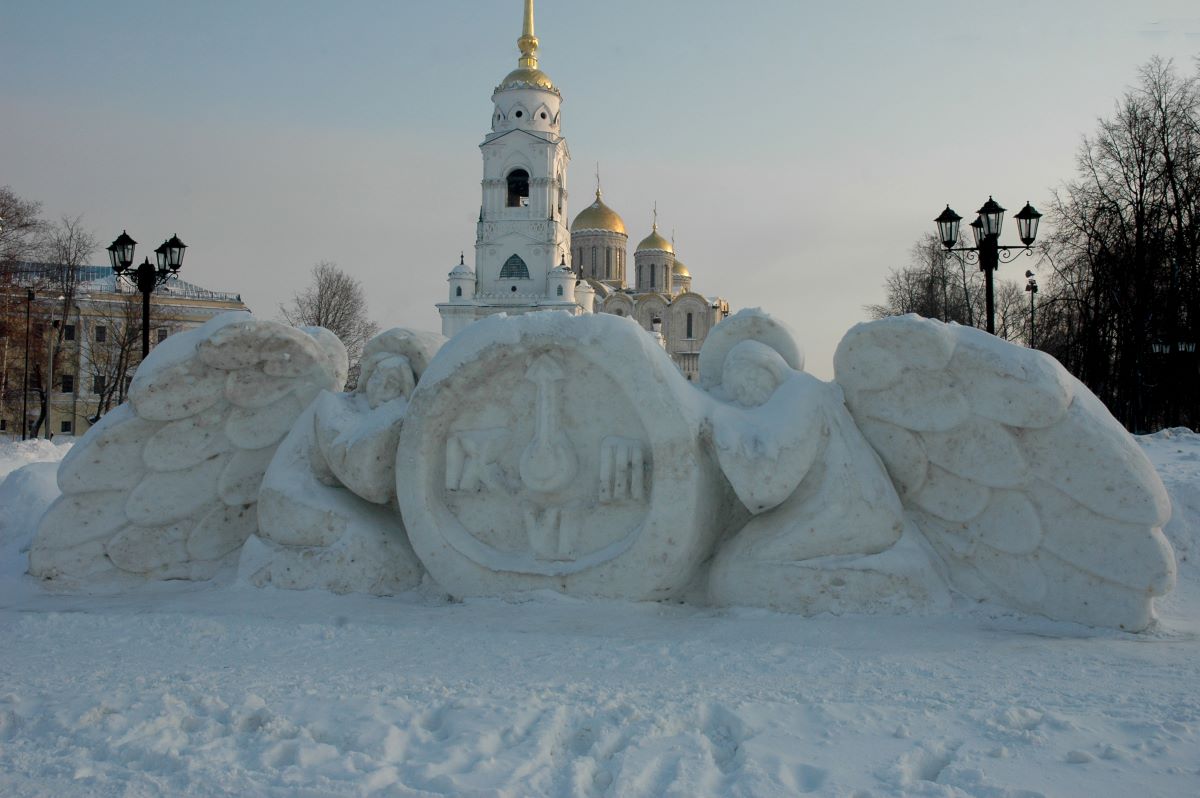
top-left (107, 231), bottom-right (187, 358)
top-left (934, 198), bottom-right (1041, 335)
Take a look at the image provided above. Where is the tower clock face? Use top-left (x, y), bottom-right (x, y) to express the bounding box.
top-left (396, 315), bottom-right (726, 600)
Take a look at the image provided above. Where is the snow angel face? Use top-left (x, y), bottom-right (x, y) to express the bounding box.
top-left (722, 340), bottom-right (790, 408)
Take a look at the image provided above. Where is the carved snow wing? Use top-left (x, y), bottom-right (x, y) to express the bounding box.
top-left (395, 312), bottom-right (730, 600)
top-left (29, 312), bottom-right (346, 585)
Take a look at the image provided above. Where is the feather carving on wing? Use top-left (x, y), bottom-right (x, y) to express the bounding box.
top-left (834, 315), bottom-right (1175, 630)
top-left (29, 312), bottom-right (347, 584)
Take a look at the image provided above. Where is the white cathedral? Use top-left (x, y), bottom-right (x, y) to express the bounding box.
top-left (436, 0), bottom-right (731, 381)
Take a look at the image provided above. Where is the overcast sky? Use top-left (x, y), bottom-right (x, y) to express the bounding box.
top-left (4, 1), bottom-right (1199, 377)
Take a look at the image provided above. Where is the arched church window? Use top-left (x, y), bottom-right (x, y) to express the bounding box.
top-left (606, 248), bottom-right (612, 279)
top-left (456, 286), bottom-right (463, 297)
top-left (591, 247), bottom-right (597, 269)
top-left (556, 285), bottom-right (564, 296)
top-left (506, 169), bottom-right (530, 207)
top-left (686, 312), bottom-right (694, 338)
top-left (650, 265), bottom-right (656, 288)
top-left (500, 253), bottom-right (530, 279)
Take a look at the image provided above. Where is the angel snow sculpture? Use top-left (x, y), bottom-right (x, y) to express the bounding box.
top-left (245, 328), bottom-right (445, 594)
top-left (30, 313), bottom-right (347, 585)
top-left (27, 305), bottom-right (1175, 632)
top-left (703, 310), bottom-right (1175, 631)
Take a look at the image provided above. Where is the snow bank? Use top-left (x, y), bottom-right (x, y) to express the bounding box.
top-left (0, 431), bottom-right (1197, 797)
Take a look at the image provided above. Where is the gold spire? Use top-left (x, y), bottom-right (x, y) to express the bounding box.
top-left (518, 0), bottom-right (539, 69)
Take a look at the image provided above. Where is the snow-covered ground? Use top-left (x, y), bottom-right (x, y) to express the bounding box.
top-left (1, 432), bottom-right (1198, 797)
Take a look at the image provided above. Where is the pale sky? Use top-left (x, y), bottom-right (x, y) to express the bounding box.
top-left (4, 1), bottom-right (1199, 377)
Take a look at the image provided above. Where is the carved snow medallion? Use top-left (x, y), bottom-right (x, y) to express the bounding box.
top-left (396, 313), bottom-right (730, 600)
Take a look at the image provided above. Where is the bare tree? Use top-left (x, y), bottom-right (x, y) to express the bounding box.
top-left (279, 261), bottom-right (379, 388)
top-left (0, 186), bottom-right (46, 266)
top-left (1038, 56), bottom-right (1200, 431)
top-left (80, 293), bottom-right (143, 417)
top-left (866, 232), bottom-right (1031, 337)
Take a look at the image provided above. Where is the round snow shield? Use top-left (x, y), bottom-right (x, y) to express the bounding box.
top-left (396, 312), bottom-right (728, 600)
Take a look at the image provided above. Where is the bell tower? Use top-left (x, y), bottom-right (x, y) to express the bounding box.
top-left (437, 0), bottom-right (584, 338)
top-left (475, 0), bottom-right (572, 299)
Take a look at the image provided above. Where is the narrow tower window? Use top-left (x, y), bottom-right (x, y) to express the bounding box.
top-left (456, 286), bottom-right (463, 297)
top-left (687, 312), bottom-right (694, 339)
top-left (556, 285), bottom-right (564, 296)
top-left (650, 265), bottom-right (656, 288)
top-left (506, 169), bottom-right (530, 207)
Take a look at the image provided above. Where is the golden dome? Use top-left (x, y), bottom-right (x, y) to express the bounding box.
top-left (636, 225), bottom-right (673, 254)
top-left (672, 260), bottom-right (690, 278)
top-left (496, 2), bottom-right (558, 94)
top-left (571, 191), bottom-right (627, 235)
top-left (497, 67), bottom-right (558, 94)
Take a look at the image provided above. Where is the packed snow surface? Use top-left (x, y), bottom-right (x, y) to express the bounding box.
top-left (1, 431), bottom-right (1198, 797)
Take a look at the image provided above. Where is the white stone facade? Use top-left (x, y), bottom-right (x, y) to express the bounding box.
top-left (436, 1), bottom-right (733, 384)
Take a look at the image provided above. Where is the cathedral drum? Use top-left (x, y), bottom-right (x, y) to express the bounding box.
top-left (395, 312), bottom-right (730, 600)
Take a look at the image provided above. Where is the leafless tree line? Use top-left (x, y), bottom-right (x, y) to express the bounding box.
top-left (1, 186), bottom-right (105, 436)
top-left (871, 57), bottom-right (1200, 433)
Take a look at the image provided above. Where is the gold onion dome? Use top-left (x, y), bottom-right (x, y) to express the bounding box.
top-left (497, 0), bottom-right (558, 94)
top-left (636, 225), bottom-right (674, 253)
top-left (672, 260), bottom-right (690, 278)
top-left (572, 190), bottom-right (627, 235)
top-left (497, 67), bottom-right (557, 93)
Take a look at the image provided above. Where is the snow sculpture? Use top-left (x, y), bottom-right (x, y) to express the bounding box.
top-left (702, 314), bottom-right (943, 616)
top-left (832, 315), bottom-right (1175, 630)
top-left (701, 309), bottom-right (1173, 629)
top-left (245, 328), bottom-right (445, 594)
top-left (25, 302), bottom-right (1175, 631)
top-left (394, 312), bottom-right (736, 600)
top-left (29, 313), bottom-right (346, 585)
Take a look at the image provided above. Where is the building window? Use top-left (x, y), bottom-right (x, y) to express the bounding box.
top-left (61, 374), bottom-right (74, 394)
top-left (60, 420), bottom-right (72, 434)
top-left (687, 312), bottom-right (694, 339)
top-left (455, 285), bottom-right (463, 297)
top-left (93, 375), bottom-right (106, 395)
top-left (64, 324), bottom-right (76, 341)
top-left (591, 247), bottom-right (597, 270)
top-left (95, 325), bottom-right (107, 343)
top-left (556, 285), bottom-right (564, 296)
top-left (499, 253), bottom-right (530, 279)
top-left (157, 327), bottom-right (168, 343)
top-left (650, 265), bottom-right (656, 288)
top-left (0, 419), bottom-right (7, 431)
top-left (605, 248), bottom-right (612, 279)
top-left (506, 169), bottom-right (530, 207)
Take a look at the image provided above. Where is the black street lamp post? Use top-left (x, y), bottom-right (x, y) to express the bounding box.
top-left (106, 231), bottom-right (187, 358)
top-left (1025, 270), bottom-right (1038, 348)
top-left (934, 198), bottom-right (1042, 335)
top-left (21, 288), bottom-right (33, 440)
